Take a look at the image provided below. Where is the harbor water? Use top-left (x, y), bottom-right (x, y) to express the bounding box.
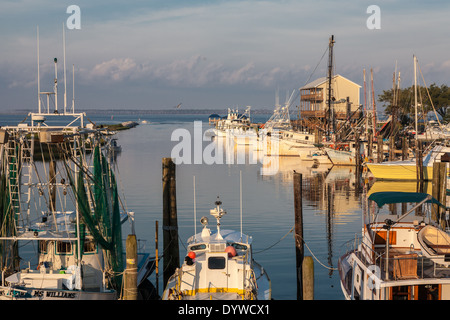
top-left (0, 113), bottom-right (366, 300)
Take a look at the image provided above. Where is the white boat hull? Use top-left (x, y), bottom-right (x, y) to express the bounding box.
top-left (325, 148), bottom-right (355, 165)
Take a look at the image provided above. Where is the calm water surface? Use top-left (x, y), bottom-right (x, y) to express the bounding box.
top-left (108, 114), bottom-right (364, 300)
top-left (0, 113), bottom-right (365, 300)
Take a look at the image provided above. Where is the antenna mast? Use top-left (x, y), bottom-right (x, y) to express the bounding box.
top-left (63, 23), bottom-right (67, 114)
top-left (327, 35), bottom-right (335, 135)
top-left (240, 170), bottom-right (243, 241)
top-left (72, 64), bottom-right (75, 113)
top-left (414, 55), bottom-right (418, 140)
top-left (37, 26), bottom-right (41, 114)
top-left (194, 176), bottom-right (197, 240)
top-left (54, 57), bottom-right (58, 113)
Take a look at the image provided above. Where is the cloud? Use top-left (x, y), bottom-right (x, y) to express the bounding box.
top-left (1, 0), bottom-right (450, 110)
top-left (82, 55), bottom-right (296, 90)
top-left (88, 58), bottom-right (138, 81)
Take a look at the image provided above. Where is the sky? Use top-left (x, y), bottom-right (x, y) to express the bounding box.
top-left (0, 0), bottom-right (449, 112)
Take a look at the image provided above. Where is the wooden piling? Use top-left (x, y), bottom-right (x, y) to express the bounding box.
top-left (162, 158), bottom-right (180, 287)
top-left (155, 220), bottom-right (159, 295)
top-left (402, 136), bottom-right (408, 161)
top-left (123, 234), bottom-right (138, 300)
top-left (302, 256), bottom-right (314, 300)
top-left (293, 172), bottom-right (304, 300)
top-left (49, 160), bottom-right (56, 212)
top-left (416, 140), bottom-right (424, 182)
top-left (389, 137), bottom-right (395, 161)
top-left (440, 163), bottom-right (448, 228)
top-left (355, 130), bottom-right (361, 177)
top-left (377, 136), bottom-right (383, 163)
top-left (432, 162), bottom-right (447, 227)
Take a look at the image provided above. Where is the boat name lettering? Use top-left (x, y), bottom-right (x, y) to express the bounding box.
top-left (33, 290), bottom-right (77, 299)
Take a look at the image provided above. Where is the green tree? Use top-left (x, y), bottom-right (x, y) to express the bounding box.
top-left (426, 83), bottom-right (450, 120)
top-left (378, 83), bottom-right (450, 124)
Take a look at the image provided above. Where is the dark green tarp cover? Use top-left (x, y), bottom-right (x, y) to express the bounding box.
top-left (66, 144), bottom-right (124, 292)
top-left (368, 191), bottom-right (445, 208)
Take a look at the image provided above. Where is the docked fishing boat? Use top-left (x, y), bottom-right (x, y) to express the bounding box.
top-left (325, 147), bottom-right (355, 165)
top-left (162, 198), bottom-right (271, 300)
top-left (105, 137), bottom-right (122, 153)
top-left (0, 116), bottom-right (134, 300)
top-left (273, 130), bottom-right (317, 157)
top-left (366, 144), bottom-right (450, 180)
top-left (214, 107), bottom-right (252, 138)
top-left (0, 33), bottom-right (153, 299)
top-left (299, 148), bottom-right (331, 164)
top-left (339, 191), bottom-right (450, 300)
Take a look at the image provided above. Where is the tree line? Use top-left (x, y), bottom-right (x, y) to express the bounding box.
top-left (378, 83), bottom-right (450, 125)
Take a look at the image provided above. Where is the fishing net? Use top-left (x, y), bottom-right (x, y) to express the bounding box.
top-left (67, 144), bottom-right (124, 291)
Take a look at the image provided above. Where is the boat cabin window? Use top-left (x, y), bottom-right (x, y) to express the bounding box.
top-left (391, 286), bottom-right (413, 300)
top-left (208, 257), bottom-right (226, 270)
top-left (190, 244), bottom-right (207, 251)
top-left (228, 243), bottom-right (248, 251)
top-left (417, 284), bottom-right (440, 300)
top-left (56, 241), bottom-right (72, 255)
top-left (83, 240), bottom-right (97, 254)
top-left (38, 240), bottom-right (48, 253)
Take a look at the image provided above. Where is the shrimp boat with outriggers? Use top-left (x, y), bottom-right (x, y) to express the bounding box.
top-left (0, 30), bottom-right (153, 300)
top-left (0, 112), bottom-right (150, 300)
top-left (339, 191), bottom-right (450, 300)
top-left (162, 197), bottom-right (271, 300)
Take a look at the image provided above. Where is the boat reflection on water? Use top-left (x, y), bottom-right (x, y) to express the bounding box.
top-left (259, 156), bottom-right (365, 279)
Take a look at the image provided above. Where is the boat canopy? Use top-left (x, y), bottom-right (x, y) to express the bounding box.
top-left (368, 191), bottom-right (445, 208)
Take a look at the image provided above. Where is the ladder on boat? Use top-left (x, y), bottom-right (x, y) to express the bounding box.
top-left (5, 134), bottom-right (21, 218)
top-left (4, 131), bottom-right (35, 230)
top-left (19, 133), bottom-right (34, 226)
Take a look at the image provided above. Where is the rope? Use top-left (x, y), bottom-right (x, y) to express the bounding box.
top-left (296, 235), bottom-right (338, 271)
top-left (253, 225), bottom-right (338, 271)
top-left (253, 226), bottom-right (294, 254)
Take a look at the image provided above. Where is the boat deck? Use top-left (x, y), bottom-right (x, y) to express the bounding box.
top-left (182, 292), bottom-right (242, 300)
top-left (358, 248), bottom-right (450, 283)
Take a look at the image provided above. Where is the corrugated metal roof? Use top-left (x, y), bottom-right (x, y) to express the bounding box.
top-left (300, 77), bottom-right (327, 89)
top-left (300, 74), bottom-right (361, 89)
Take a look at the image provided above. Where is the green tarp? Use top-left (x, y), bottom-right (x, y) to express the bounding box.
top-left (368, 191), bottom-right (445, 208)
top-left (66, 144), bottom-right (124, 292)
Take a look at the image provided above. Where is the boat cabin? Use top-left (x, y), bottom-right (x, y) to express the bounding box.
top-left (339, 192), bottom-right (450, 300)
top-left (167, 229), bottom-right (256, 300)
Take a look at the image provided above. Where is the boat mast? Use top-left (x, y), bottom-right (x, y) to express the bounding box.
top-left (371, 68), bottom-right (376, 135)
top-left (193, 176), bottom-right (197, 241)
top-left (240, 171), bottom-right (243, 241)
top-left (414, 55), bottom-right (418, 140)
top-left (54, 57), bottom-right (58, 113)
top-left (37, 26), bottom-right (41, 114)
top-left (327, 35), bottom-right (335, 135)
top-left (63, 23), bottom-right (67, 114)
top-left (364, 69), bottom-right (367, 137)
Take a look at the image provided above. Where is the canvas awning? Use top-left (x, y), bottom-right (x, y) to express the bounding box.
top-left (368, 191), bottom-right (445, 208)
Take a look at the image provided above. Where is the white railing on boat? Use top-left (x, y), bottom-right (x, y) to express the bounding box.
top-left (342, 235), bottom-right (450, 281)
